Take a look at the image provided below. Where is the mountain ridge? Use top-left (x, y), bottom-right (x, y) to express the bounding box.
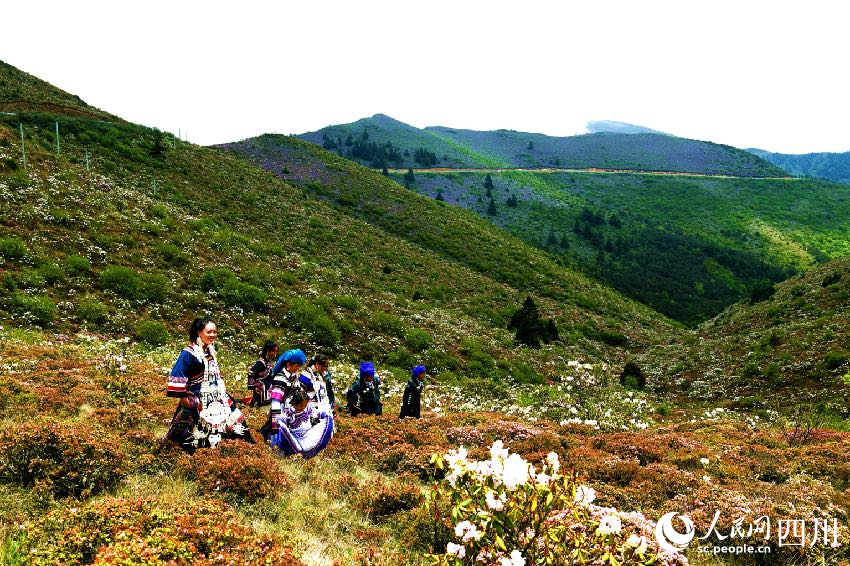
top-left (300, 113), bottom-right (787, 177)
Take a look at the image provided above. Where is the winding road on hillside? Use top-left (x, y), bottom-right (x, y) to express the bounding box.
top-left (386, 167), bottom-right (794, 180)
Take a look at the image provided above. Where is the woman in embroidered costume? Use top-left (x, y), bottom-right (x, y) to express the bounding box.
top-left (269, 387), bottom-right (334, 459)
top-left (165, 317), bottom-right (254, 453)
top-left (247, 340), bottom-right (278, 407)
top-left (259, 348), bottom-right (306, 441)
top-left (345, 361), bottom-right (383, 416)
top-left (400, 365), bottom-right (427, 419)
top-left (303, 354), bottom-right (333, 416)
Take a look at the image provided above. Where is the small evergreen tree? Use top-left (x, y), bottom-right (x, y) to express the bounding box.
top-left (404, 168), bottom-right (415, 184)
top-left (547, 229), bottom-right (558, 246)
top-left (487, 198), bottom-right (497, 215)
top-left (382, 166), bottom-right (389, 176)
top-left (508, 297), bottom-right (559, 348)
top-left (484, 173), bottom-right (494, 190)
top-left (609, 213), bottom-right (622, 228)
top-left (527, 141), bottom-right (534, 151)
top-left (436, 189), bottom-right (445, 201)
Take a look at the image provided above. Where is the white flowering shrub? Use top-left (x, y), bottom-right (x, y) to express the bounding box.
top-left (427, 442), bottom-right (688, 566)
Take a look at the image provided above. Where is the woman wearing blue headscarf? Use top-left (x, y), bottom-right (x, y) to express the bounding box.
top-left (259, 348), bottom-right (306, 440)
top-left (345, 361), bottom-right (382, 416)
top-left (400, 365), bottom-right (427, 419)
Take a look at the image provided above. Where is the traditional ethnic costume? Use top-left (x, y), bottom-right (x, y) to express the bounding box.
top-left (345, 362), bottom-right (383, 416)
top-left (259, 349), bottom-right (306, 440)
top-left (165, 341), bottom-right (251, 453)
top-left (247, 355), bottom-right (274, 407)
top-left (269, 403), bottom-right (334, 459)
top-left (302, 366), bottom-right (333, 416)
top-left (400, 365), bottom-right (426, 419)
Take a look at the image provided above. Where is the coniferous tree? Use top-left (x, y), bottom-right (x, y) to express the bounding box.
top-left (151, 128), bottom-right (167, 159)
top-left (404, 168), bottom-right (415, 184)
top-left (508, 296), bottom-right (559, 348)
top-left (547, 229), bottom-right (558, 246)
top-left (484, 173), bottom-right (494, 190)
top-left (382, 166), bottom-right (389, 176)
top-left (527, 141), bottom-right (534, 151)
top-left (487, 198), bottom-right (497, 215)
top-left (436, 189), bottom-right (445, 201)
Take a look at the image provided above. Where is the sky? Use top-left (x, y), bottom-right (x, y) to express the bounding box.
top-left (1, 0), bottom-right (847, 154)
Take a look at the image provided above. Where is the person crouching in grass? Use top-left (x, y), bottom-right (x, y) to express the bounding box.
top-left (269, 387), bottom-right (334, 459)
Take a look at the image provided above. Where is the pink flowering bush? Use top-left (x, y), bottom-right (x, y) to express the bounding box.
top-left (426, 441), bottom-right (688, 566)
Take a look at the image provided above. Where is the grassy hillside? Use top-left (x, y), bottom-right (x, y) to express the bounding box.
top-left (215, 135), bottom-right (672, 344)
top-left (646, 255), bottom-right (850, 411)
top-left (3, 59), bottom-right (850, 566)
top-left (749, 148), bottom-right (850, 184)
top-left (391, 169), bottom-right (850, 324)
top-left (0, 60), bottom-right (116, 120)
top-left (299, 114), bottom-right (787, 176)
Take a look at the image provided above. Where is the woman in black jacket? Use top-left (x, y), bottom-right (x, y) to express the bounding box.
top-left (400, 365), bottom-right (427, 419)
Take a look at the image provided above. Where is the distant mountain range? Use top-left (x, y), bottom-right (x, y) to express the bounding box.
top-left (585, 120), bottom-right (668, 136)
top-left (748, 148), bottom-right (850, 184)
top-left (299, 114), bottom-right (786, 177)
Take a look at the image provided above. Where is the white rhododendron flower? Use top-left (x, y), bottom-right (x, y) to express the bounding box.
top-left (597, 514), bottom-right (622, 535)
top-left (486, 490), bottom-right (507, 511)
top-left (546, 452), bottom-right (560, 474)
top-left (501, 453), bottom-right (530, 490)
top-left (455, 520), bottom-right (483, 542)
top-left (627, 534), bottom-right (649, 554)
top-left (447, 542), bottom-right (466, 558)
top-left (535, 472), bottom-right (550, 486)
top-left (700, 457), bottom-right (710, 466)
top-left (499, 550), bottom-right (526, 566)
top-left (490, 439), bottom-right (509, 460)
top-left (574, 485), bottom-right (596, 506)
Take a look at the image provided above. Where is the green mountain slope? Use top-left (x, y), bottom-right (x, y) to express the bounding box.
top-left (216, 134), bottom-right (672, 345)
top-left (749, 147), bottom-right (850, 184)
top-left (392, 169), bottom-right (850, 324)
top-left (0, 61), bottom-right (679, 390)
top-left (0, 60), bottom-right (116, 120)
top-left (299, 114), bottom-right (786, 176)
top-left (646, 255), bottom-right (850, 412)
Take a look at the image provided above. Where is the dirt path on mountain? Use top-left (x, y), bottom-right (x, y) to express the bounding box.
top-left (387, 167), bottom-right (793, 180)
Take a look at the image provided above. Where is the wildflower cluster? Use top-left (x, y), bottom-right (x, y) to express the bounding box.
top-left (427, 441), bottom-right (687, 565)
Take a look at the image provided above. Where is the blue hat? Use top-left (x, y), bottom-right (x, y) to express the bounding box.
top-left (412, 365), bottom-right (427, 378)
top-left (359, 361), bottom-right (375, 376)
top-left (282, 349), bottom-right (307, 365)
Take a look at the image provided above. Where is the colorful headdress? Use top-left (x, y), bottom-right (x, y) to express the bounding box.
top-left (282, 349), bottom-right (307, 365)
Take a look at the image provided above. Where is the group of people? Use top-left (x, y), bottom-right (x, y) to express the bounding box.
top-left (164, 317), bottom-right (429, 456)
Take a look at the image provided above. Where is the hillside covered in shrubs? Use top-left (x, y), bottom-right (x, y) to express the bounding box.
top-left (2, 59), bottom-right (850, 566)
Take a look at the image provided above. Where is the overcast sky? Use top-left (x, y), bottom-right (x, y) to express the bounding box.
top-left (2, 1), bottom-right (847, 154)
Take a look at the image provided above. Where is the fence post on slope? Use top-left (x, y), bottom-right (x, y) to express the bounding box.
top-left (55, 121), bottom-right (60, 153)
top-left (85, 150), bottom-right (90, 171)
top-left (19, 123), bottom-right (27, 170)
